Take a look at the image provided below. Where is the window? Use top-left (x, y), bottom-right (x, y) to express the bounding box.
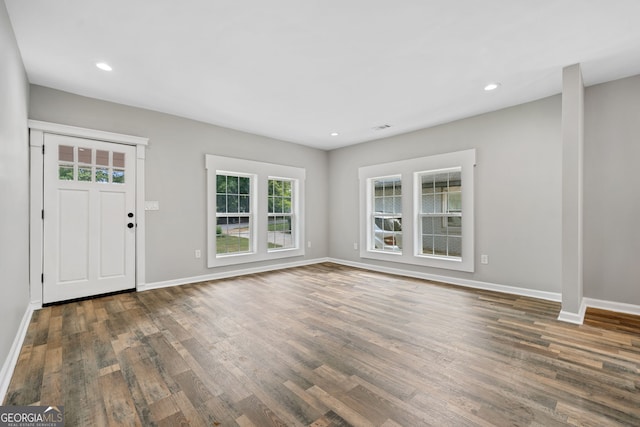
top-left (216, 173), bottom-right (253, 255)
top-left (371, 176), bottom-right (402, 253)
top-left (359, 149), bottom-right (475, 272)
top-left (418, 168), bottom-right (462, 259)
top-left (58, 145), bottom-right (126, 184)
top-left (206, 155), bottom-right (305, 267)
top-left (268, 178), bottom-right (295, 251)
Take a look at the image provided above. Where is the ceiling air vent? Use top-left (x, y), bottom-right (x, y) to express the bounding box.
top-left (372, 124), bottom-right (391, 131)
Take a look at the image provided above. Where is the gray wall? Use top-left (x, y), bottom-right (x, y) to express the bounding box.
top-left (29, 85), bottom-right (329, 284)
top-left (328, 96), bottom-right (563, 293)
top-left (24, 68), bottom-right (640, 306)
top-left (0, 2), bottom-right (30, 371)
top-left (584, 75), bottom-right (640, 305)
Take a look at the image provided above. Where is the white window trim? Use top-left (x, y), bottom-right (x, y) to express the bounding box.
top-left (359, 149), bottom-right (475, 272)
top-left (206, 155), bottom-right (305, 268)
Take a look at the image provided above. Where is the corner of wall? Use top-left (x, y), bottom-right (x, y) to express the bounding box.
top-left (0, 303), bottom-right (37, 403)
top-left (0, 0), bottom-right (35, 402)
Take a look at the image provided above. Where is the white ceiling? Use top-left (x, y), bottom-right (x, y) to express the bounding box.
top-left (5, 0), bottom-right (640, 150)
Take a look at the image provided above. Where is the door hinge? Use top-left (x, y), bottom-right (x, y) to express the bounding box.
top-left (41, 273), bottom-right (44, 283)
top-left (42, 145), bottom-right (45, 155)
top-left (42, 209), bottom-right (44, 220)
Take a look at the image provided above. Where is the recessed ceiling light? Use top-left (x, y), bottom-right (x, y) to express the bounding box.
top-left (330, 132), bottom-right (339, 137)
top-left (484, 82), bottom-right (501, 91)
top-left (96, 62), bottom-right (112, 71)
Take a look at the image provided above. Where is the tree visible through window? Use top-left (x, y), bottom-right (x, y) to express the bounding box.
top-left (216, 174), bottom-right (252, 255)
top-left (207, 155), bottom-right (306, 267)
top-left (268, 178), bottom-right (295, 250)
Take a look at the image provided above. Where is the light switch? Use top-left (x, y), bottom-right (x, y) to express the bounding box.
top-left (145, 201), bottom-right (160, 211)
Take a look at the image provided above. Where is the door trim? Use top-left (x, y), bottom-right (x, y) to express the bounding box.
top-left (29, 120), bottom-right (148, 308)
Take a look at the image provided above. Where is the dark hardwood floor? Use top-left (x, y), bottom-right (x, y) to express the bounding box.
top-left (4, 263), bottom-right (640, 426)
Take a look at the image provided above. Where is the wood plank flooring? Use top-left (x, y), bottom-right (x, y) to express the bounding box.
top-left (4, 263), bottom-right (640, 426)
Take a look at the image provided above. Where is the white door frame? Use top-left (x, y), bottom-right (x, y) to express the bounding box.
top-left (29, 120), bottom-right (148, 308)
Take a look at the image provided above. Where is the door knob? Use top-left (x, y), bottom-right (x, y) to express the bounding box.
top-left (127, 223), bottom-right (135, 228)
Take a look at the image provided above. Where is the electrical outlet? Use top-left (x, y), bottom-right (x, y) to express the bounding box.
top-left (195, 250), bottom-right (201, 259)
top-left (353, 242), bottom-right (358, 250)
top-left (480, 254), bottom-right (489, 264)
top-left (307, 241), bottom-right (311, 248)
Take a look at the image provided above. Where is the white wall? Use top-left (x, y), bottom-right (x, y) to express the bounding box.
top-left (29, 85), bottom-right (330, 284)
top-left (328, 95), bottom-right (563, 293)
top-left (0, 0), bottom-right (31, 376)
top-left (584, 75), bottom-right (640, 305)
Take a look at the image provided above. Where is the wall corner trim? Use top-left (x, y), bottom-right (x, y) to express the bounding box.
top-left (0, 302), bottom-right (38, 403)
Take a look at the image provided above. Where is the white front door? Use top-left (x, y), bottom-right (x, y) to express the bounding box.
top-left (43, 133), bottom-right (136, 303)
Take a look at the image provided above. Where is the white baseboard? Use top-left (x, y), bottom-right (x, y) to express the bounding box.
top-left (557, 298), bottom-right (587, 324)
top-left (140, 257), bottom-right (330, 291)
top-left (583, 297), bottom-right (640, 317)
top-left (555, 297), bottom-right (640, 325)
top-left (2, 260), bottom-right (635, 406)
top-left (0, 302), bottom-right (38, 403)
top-left (327, 258), bottom-right (562, 302)
top-left (142, 257), bottom-right (639, 326)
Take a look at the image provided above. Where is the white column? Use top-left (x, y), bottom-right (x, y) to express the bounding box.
top-left (558, 64), bottom-right (585, 324)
